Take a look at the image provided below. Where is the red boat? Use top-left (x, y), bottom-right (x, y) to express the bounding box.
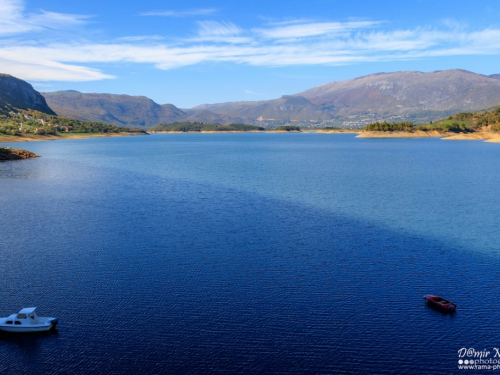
top-left (424, 295), bottom-right (456, 312)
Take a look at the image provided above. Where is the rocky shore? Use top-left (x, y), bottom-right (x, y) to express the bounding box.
top-left (0, 147), bottom-right (39, 161)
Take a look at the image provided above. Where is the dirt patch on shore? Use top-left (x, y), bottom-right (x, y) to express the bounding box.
top-left (356, 130), bottom-right (443, 138)
top-left (0, 132), bottom-right (146, 143)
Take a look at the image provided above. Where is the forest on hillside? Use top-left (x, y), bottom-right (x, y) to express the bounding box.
top-left (0, 105), bottom-right (146, 136)
top-left (364, 107), bottom-right (500, 132)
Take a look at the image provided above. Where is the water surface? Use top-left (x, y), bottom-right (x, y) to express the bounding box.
top-left (0, 134), bottom-right (499, 374)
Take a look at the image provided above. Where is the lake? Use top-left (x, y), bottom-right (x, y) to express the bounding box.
top-left (1, 133), bottom-right (500, 374)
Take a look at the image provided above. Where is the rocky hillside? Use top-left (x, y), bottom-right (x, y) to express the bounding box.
top-left (0, 74), bottom-right (55, 115)
top-left (299, 69), bottom-right (500, 113)
top-left (42, 91), bottom-right (186, 129)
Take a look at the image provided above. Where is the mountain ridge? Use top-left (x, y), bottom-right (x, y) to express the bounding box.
top-left (43, 91), bottom-right (186, 128)
top-left (41, 69), bottom-right (500, 128)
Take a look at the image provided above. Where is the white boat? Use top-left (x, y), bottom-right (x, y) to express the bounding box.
top-left (0, 307), bottom-right (58, 333)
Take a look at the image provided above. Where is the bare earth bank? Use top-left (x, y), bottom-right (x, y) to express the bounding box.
top-left (357, 130), bottom-right (500, 142)
top-left (0, 132), bottom-right (146, 143)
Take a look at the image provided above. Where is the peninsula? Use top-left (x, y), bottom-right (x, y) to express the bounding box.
top-left (0, 146), bottom-right (39, 160)
top-left (357, 108), bottom-right (500, 142)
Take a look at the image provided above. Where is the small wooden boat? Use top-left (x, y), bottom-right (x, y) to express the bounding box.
top-left (424, 295), bottom-right (456, 312)
top-left (0, 307), bottom-right (58, 332)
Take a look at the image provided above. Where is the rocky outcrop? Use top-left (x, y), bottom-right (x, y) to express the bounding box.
top-left (0, 147), bottom-right (39, 161)
top-left (0, 74), bottom-right (56, 115)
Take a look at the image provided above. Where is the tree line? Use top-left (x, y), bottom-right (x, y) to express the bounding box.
top-left (364, 107), bottom-right (500, 133)
top-left (149, 122), bottom-right (265, 132)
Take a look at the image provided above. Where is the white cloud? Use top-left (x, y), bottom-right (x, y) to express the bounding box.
top-left (0, 55), bottom-right (113, 81)
top-left (2, 11), bottom-right (500, 82)
top-left (254, 21), bottom-right (381, 40)
top-left (197, 21), bottom-right (242, 38)
top-left (115, 35), bottom-right (165, 42)
top-left (141, 8), bottom-right (217, 17)
top-left (191, 21), bottom-right (252, 43)
top-left (0, 0), bottom-right (91, 36)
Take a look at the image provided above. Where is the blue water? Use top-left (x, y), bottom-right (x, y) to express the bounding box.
top-left (1, 133), bottom-right (500, 374)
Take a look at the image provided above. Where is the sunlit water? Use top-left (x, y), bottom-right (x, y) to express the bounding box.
top-left (0, 133), bottom-right (499, 374)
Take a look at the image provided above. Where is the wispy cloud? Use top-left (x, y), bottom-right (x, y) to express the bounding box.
top-left (244, 90), bottom-right (261, 95)
top-left (141, 8), bottom-right (217, 17)
top-left (0, 0), bottom-right (91, 36)
top-left (254, 21), bottom-right (381, 40)
top-left (114, 35), bottom-right (165, 42)
top-left (2, 6), bottom-right (500, 83)
top-left (192, 21), bottom-right (251, 43)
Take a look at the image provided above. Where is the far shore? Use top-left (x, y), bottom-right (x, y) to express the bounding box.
top-left (357, 130), bottom-right (500, 142)
top-left (316, 129), bottom-right (362, 134)
top-left (148, 129), bottom-right (358, 134)
top-left (148, 130), bottom-right (265, 134)
top-left (3, 129), bottom-right (499, 144)
top-left (149, 130), bottom-right (306, 134)
top-left (0, 132), bottom-right (147, 143)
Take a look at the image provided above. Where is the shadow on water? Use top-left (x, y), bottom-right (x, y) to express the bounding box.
top-left (0, 152), bottom-right (499, 374)
top-left (0, 330), bottom-right (59, 343)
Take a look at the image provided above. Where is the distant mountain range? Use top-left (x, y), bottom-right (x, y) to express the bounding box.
top-left (9, 69), bottom-right (500, 129)
top-left (191, 70), bottom-right (500, 127)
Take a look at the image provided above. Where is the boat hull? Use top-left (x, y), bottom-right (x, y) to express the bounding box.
top-left (424, 295), bottom-right (456, 312)
top-left (0, 318), bottom-right (58, 333)
top-left (0, 324), bottom-right (55, 333)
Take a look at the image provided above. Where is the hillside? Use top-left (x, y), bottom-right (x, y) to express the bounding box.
top-left (0, 75), bottom-right (146, 140)
top-left (0, 74), bottom-right (55, 115)
top-left (194, 70), bottom-right (500, 127)
top-left (42, 91), bottom-right (186, 129)
top-left (299, 69), bottom-right (500, 113)
top-left (359, 106), bottom-right (500, 142)
top-left (192, 95), bottom-right (336, 127)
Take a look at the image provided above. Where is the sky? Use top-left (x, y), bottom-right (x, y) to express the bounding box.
top-left (1, 0), bottom-right (500, 108)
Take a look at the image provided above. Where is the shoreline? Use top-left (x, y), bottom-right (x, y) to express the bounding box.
top-left (2, 129), bottom-right (499, 143)
top-left (0, 132), bottom-right (147, 143)
top-left (149, 130), bottom-right (304, 134)
top-left (316, 129), bottom-right (362, 134)
top-left (357, 130), bottom-right (500, 142)
top-left (148, 130), bottom-right (265, 134)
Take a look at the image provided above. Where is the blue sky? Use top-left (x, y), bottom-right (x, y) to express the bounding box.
top-left (2, 0), bottom-right (500, 108)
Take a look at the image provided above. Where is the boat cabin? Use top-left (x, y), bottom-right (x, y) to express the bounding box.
top-left (4, 307), bottom-right (39, 326)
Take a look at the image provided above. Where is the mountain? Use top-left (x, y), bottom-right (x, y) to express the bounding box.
top-left (41, 69), bottom-right (500, 128)
top-left (490, 74), bottom-right (500, 79)
top-left (194, 70), bottom-right (500, 127)
top-left (42, 91), bottom-right (186, 128)
top-left (192, 95), bottom-right (336, 126)
top-left (0, 74), bottom-right (56, 115)
top-left (299, 69), bottom-right (500, 111)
